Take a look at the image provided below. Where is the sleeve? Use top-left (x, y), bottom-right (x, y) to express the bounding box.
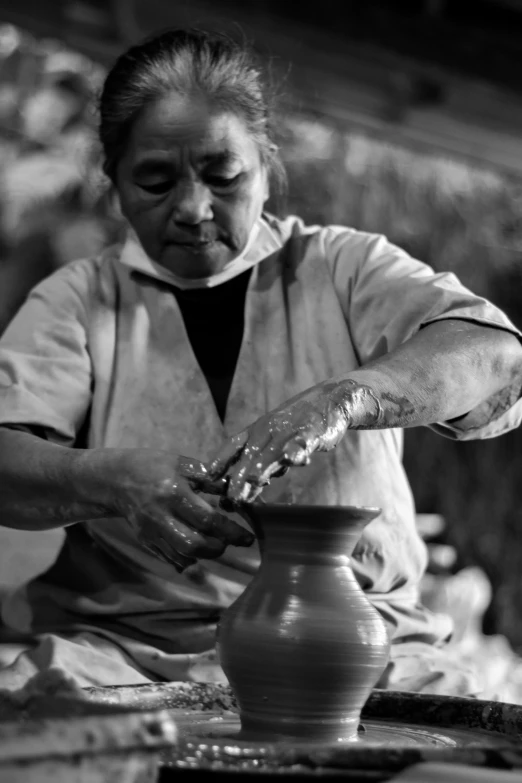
top-left (0, 260), bottom-right (94, 445)
top-left (325, 227), bottom-right (522, 440)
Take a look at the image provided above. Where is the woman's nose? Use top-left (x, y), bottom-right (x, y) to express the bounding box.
top-left (171, 180), bottom-right (213, 225)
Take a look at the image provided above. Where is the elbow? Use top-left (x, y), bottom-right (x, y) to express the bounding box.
top-left (493, 331), bottom-right (522, 392)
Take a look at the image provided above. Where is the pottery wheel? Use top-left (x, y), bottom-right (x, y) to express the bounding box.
top-left (84, 682), bottom-right (522, 778)
top-left (169, 708), bottom-right (503, 747)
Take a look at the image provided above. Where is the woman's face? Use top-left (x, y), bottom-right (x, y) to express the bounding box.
top-left (116, 94), bottom-right (269, 279)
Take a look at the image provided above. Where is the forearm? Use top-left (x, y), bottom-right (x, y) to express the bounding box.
top-left (0, 428), bottom-right (120, 530)
top-left (211, 320), bottom-right (522, 502)
top-left (331, 320), bottom-right (522, 431)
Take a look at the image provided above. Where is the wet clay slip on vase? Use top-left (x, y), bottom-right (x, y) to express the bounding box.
top-left (217, 503), bottom-right (391, 743)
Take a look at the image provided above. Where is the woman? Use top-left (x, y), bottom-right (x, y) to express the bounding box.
top-left (0, 29), bottom-right (520, 694)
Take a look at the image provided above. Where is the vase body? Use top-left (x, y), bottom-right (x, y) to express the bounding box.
top-left (217, 504), bottom-right (390, 743)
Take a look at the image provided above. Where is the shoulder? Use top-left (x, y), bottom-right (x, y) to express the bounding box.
top-left (27, 243), bottom-right (126, 320)
top-left (266, 213), bottom-right (388, 271)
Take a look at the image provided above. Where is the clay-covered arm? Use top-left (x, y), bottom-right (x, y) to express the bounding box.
top-left (341, 319), bottom-right (522, 431)
top-left (0, 428), bottom-right (118, 530)
top-left (210, 319), bottom-right (522, 501)
top-left (0, 428), bottom-right (252, 570)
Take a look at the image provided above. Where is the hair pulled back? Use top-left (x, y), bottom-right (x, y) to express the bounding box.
top-left (99, 28), bottom-right (285, 191)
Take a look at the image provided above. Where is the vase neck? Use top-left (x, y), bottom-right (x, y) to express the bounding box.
top-left (240, 506), bottom-right (381, 563)
top-left (247, 510), bottom-right (372, 564)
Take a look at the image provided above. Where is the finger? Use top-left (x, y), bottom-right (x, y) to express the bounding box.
top-left (242, 482), bottom-right (267, 504)
top-left (134, 508), bottom-right (227, 560)
top-left (280, 437), bottom-right (314, 466)
top-left (223, 428), bottom-right (280, 501)
top-left (177, 488), bottom-right (255, 548)
top-left (226, 457), bottom-right (267, 502)
top-left (196, 475), bottom-right (229, 496)
top-left (226, 454), bottom-right (276, 502)
top-left (229, 434), bottom-right (307, 495)
top-left (208, 431), bottom-right (248, 479)
top-left (178, 457), bottom-right (228, 496)
top-left (272, 465), bottom-right (290, 478)
top-left (139, 536), bottom-right (196, 573)
top-left (229, 479), bottom-right (272, 506)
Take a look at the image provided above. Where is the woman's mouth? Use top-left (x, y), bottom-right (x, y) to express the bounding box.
top-left (170, 240), bottom-right (216, 251)
top-left (169, 239), bottom-right (216, 248)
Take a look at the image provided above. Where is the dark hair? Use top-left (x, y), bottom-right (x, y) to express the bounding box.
top-left (99, 28), bottom-right (286, 192)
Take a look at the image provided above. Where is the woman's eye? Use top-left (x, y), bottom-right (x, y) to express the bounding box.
top-left (138, 181), bottom-right (172, 195)
top-left (206, 174), bottom-right (241, 190)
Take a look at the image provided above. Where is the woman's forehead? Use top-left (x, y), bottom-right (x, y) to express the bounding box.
top-left (127, 93), bottom-right (258, 164)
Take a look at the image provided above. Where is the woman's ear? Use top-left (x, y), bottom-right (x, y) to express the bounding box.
top-left (263, 171), bottom-right (270, 203)
top-left (264, 149), bottom-right (279, 202)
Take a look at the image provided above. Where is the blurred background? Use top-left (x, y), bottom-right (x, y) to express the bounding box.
top-left (0, 0), bottom-right (522, 700)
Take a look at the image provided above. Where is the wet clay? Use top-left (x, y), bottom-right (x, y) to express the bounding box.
top-left (217, 503), bottom-right (391, 742)
top-left (211, 378), bottom-right (387, 503)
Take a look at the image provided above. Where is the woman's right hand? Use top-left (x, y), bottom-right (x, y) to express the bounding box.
top-left (110, 450), bottom-right (255, 572)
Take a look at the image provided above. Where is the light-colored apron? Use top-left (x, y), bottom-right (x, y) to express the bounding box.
top-left (1, 215), bottom-right (500, 694)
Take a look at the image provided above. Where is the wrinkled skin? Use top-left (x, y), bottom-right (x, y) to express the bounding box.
top-left (116, 94), bottom-right (269, 280)
top-left (209, 322), bottom-right (522, 505)
top-left (210, 380), bottom-right (384, 503)
top-left (113, 450), bottom-right (254, 571)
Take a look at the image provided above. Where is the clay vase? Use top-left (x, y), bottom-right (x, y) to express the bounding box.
top-left (217, 504), bottom-right (391, 743)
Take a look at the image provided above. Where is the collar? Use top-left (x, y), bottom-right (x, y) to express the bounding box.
top-left (119, 214), bottom-right (283, 290)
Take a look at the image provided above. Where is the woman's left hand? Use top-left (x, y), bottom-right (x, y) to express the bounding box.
top-left (209, 379), bottom-right (382, 503)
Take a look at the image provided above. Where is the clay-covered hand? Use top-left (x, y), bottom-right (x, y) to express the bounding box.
top-left (112, 450), bottom-right (255, 571)
top-left (209, 379), bottom-right (383, 503)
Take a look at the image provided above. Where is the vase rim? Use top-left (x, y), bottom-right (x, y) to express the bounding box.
top-left (244, 502), bottom-right (382, 520)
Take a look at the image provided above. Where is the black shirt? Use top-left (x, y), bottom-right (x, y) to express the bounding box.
top-left (172, 269), bottom-right (252, 422)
